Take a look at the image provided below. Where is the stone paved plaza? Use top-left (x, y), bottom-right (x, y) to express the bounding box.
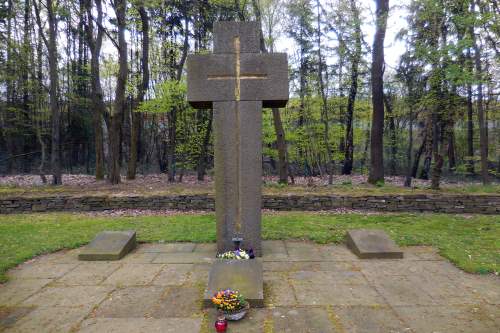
top-left (0, 241), bottom-right (498, 332)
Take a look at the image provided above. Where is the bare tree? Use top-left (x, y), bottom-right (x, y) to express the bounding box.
top-left (34, 0), bottom-right (62, 185)
top-left (368, 0), bottom-right (389, 184)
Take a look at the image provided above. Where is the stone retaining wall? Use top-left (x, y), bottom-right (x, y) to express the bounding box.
top-left (1, 194), bottom-right (499, 214)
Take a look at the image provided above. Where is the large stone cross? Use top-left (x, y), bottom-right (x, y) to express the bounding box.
top-left (187, 21), bottom-right (288, 256)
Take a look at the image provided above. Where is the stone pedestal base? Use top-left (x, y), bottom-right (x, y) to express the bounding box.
top-left (78, 230), bottom-right (136, 261)
top-left (204, 259), bottom-right (264, 308)
top-left (346, 229), bottom-right (403, 259)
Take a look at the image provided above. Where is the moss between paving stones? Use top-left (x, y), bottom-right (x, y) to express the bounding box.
top-left (0, 212), bottom-right (499, 283)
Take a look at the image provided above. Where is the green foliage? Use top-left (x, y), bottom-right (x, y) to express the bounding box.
top-left (138, 80), bottom-right (188, 114)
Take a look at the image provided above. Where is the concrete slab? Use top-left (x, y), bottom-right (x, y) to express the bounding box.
top-left (346, 229), bottom-right (403, 259)
top-left (0, 279), bottom-right (53, 306)
top-left (151, 286), bottom-right (201, 318)
top-left (79, 231), bottom-right (136, 261)
top-left (7, 263), bottom-right (77, 280)
top-left (0, 306), bottom-right (33, 330)
top-left (271, 307), bottom-right (339, 333)
top-left (151, 264), bottom-right (192, 286)
top-left (94, 286), bottom-right (165, 318)
top-left (393, 305), bottom-right (499, 332)
top-left (55, 263), bottom-right (121, 286)
top-left (79, 318), bottom-right (202, 333)
top-left (332, 305), bottom-right (410, 333)
top-left (102, 264), bottom-right (164, 286)
top-left (21, 286), bottom-right (112, 308)
top-left (3, 306), bottom-right (90, 333)
top-left (204, 259), bottom-right (264, 308)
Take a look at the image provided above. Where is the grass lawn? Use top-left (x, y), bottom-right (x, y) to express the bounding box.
top-left (0, 212), bottom-right (499, 282)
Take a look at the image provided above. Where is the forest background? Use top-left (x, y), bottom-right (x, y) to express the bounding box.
top-left (0, 0), bottom-right (498, 190)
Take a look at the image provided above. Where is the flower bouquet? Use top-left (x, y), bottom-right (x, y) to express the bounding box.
top-left (211, 289), bottom-right (249, 321)
top-left (217, 248), bottom-right (254, 260)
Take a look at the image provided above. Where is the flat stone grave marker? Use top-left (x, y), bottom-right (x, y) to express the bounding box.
top-left (203, 258), bottom-right (264, 307)
top-left (346, 229), bottom-right (403, 259)
top-left (78, 230), bottom-right (136, 261)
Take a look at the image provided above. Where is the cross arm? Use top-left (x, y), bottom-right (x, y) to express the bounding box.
top-left (187, 54), bottom-right (236, 109)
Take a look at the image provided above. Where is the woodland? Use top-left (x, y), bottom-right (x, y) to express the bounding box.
top-left (0, 0), bottom-right (499, 190)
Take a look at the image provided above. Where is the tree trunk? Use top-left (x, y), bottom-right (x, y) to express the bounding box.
top-left (196, 110), bottom-right (213, 181)
top-left (447, 130), bottom-right (456, 172)
top-left (127, 4), bottom-right (149, 180)
top-left (252, 0), bottom-right (288, 183)
top-left (84, 0), bottom-right (106, 180)
top-left (315, 0), bottom-right (334, 184)
top-left (471, 2), bottom-right (489, 184)
top-left (34, 0), bottom-right (62, 184)
top-left (342, 0), bottom-right (362, 176)
top-left (404, 106), bottom-right (414, 187)
top-left (466, 48), bottom-right (475, 175)
top-left (384, 94), bottom-right (397, 175)
top-left (109, 0), bottom-right (128, 184)
top-left (368, 0), bottom-right (389, 184)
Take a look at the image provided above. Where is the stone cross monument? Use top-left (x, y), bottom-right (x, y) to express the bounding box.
top-left (187, 21), bottom-right (288, 256)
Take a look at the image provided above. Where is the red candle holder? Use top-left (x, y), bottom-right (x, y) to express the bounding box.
top-left (215, 315), bottom-right (228, 332)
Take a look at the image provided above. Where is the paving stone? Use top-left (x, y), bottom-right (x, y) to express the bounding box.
top-left (94, 286), bottom-right (165, 318)
top-left (292, 282), bottom-right (385, 306)
top-left (332, 305), bottom-right (411, 333)
top-left (285, 241), bottom-right (325, 261)
top-left (79, 231), bottom-right (136, 261)
top-left (0, 306), bottom-right (33, 330)
top-left (0, 279), bottom-right (52, 306)
top-left (263, 261), bottom-right (294, 272)
top-left (119, 252), bottom-right (158, 263)
top-left (152, 264), bottom-right (193, 286)
top-left (451, 274), bottom-right (500, 305)
top-left (373, 275), bottom-right (436, 306)
top-left (271, 307), bottom-right (338, 333)
top-left (262, 240), bottom-right (289, 261)
top-left (193, 243), bottom-right (217, 253)
top-left (136, 243), bottom-right (196, 253)
top-left (393, 305), bottom-right (499, 333)
top-left (102, 264), bottom-right (164, 286)
top-left (290, 270), bottom-right (368, 286)
top-left (3, 306), bottom-right (89, 333)
top-left (407, 274), bottom-right (484, 305)
top-left (295, 261), bottom-right (359, 272)
top-left (317, 245), bottom-right (360, 261)
top-left (29, 248), bottom-right (82, 265)
top-left (346, 229), bottom-right (403, 259)
top-left (55, 263), bottom-right (121, 286)
top-left (187, 263), bottom-right (211, 284)
top-left (78, 317), bottom-right (202, 333)
top-left (204, 259), bottom-right (264, 307)
top-left (22, 285), bottom-right (112, 308)
top-left (359, 260), bottom-right (428, 279)
top-left (265, 278), bottom-right (297, 307)
top-left (152, 252), bottom-right (214, 264)
top-left (7, 263), bottom-right (77, 280)
top-left (151, 286), bottom-right (202, 318)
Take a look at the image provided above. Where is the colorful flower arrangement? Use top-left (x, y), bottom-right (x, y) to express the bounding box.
top-left (217, 248), bottom-right (253, 260)
top-left (211, 289), bottom-right (248, 313)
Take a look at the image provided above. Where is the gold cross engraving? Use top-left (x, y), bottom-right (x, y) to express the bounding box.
top-left (206, 37), bottom-right (267, 102)
top-left (205, 38), bottom-right (269, 235)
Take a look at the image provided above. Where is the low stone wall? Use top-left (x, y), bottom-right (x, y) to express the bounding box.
top-left (1, 193), bottom-right (499, 214)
